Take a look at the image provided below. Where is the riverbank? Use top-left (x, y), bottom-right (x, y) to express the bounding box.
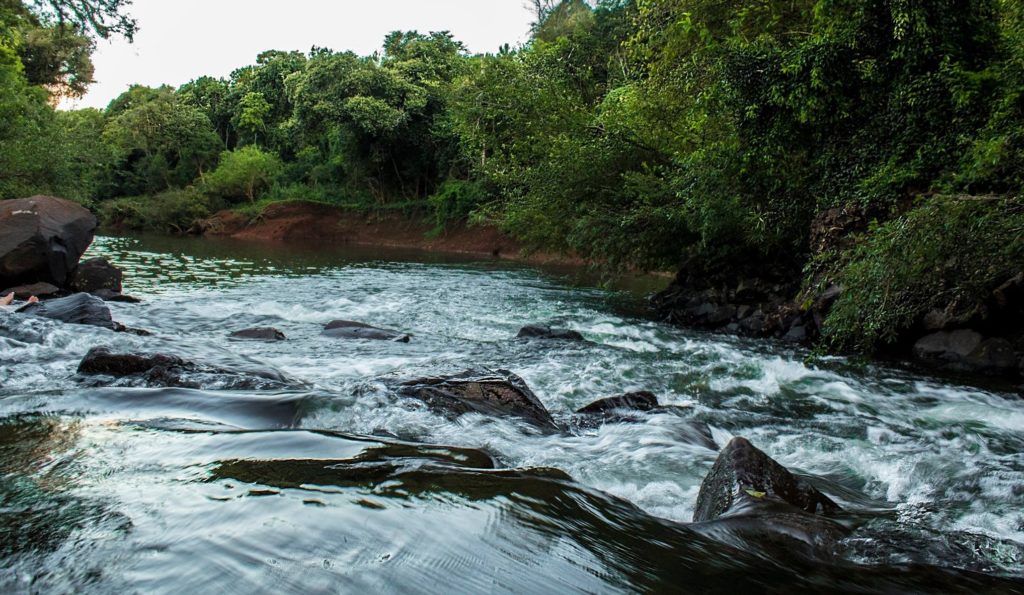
top-left (190, 200), bottom-right (589, 267)
top-left (177, 200), bottom-right (1024, 387)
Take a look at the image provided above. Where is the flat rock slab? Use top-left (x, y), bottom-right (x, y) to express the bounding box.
top-left (16, 293), bottom-right (115, 330)
top-left (398, 369), bottom-right (558, 431)
top-left (693, 437), bottom-right (841, 523)
top-left (0, 196), bottom-right (96, 288)
top-left (78, 347), bottom-right (295, 390)
top-left (323, 320), bottom-right (410, 342)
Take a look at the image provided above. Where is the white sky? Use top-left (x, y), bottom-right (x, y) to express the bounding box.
top-left (66, 0), bottom-right (535, 110)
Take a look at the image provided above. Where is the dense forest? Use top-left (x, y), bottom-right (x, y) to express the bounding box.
top-left (1, 0), bottom-right (1023, 358)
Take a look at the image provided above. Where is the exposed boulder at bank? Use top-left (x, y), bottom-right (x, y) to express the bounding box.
top-left (0, 196), bottom-right (96, 289)
top-left (323, 320), bottom-right (410, 342)
top-left (397, 369), bottom-right (558, 431)
top-left (653, 205), bottom-right (1024, 381)
top-left (912, 330), bottom-right (1018, 375)
top-left (230, 327), bottom-right (287, 341)
top-left (77, 347), bottom-right (296, 390)
top-left (516, 324), bottom-right (586, 342)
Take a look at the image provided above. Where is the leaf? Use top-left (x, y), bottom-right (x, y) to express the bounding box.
top-left (744, 489), bottom-right (766, 499)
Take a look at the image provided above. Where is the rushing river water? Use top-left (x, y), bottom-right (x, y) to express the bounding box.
top-left (1, 235), bottom-right (1023, 593)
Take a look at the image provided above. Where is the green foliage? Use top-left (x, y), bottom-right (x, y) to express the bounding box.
top-left (102, 88), bottom-right (222, 196)
top-left (4, 0), bottom-right (1024, 356)
top-left (98, 188), bottom-right (213, 233)
top-left (824, 196), bottom-right (1024, 352)
top-left (201, 145), bottom-right (282, 203)
top-left (427, 179), bottom-right (487, 229)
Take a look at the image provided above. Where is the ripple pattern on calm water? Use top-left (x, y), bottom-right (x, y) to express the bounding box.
top-left (1, 235), bottom-right (1022, 593)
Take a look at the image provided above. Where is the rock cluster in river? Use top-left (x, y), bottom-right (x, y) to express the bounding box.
top-left (0, 196), bottom-right (135, 303)
top-left (654, 207), bottom-right (1024, 380)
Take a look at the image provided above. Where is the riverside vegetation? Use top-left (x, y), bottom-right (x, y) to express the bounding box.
top-left (1, 0), bottom-right (1023, 372)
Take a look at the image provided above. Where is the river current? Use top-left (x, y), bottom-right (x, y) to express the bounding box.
top-left (1, 235), bottom-right (1023, 593)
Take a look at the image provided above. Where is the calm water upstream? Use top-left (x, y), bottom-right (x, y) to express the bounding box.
top-left (1, 235), bottom-right (1023, 593)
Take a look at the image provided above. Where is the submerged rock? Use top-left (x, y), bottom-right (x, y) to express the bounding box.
top-left (77, 347), bottom-right (295, 390)
top-left (230, 327), bottom-right (287, 341)
top-left (693, 436), bottom-right (841, 523)
top-left (516, 324), bottom-right (585, 342)
top-left (576, 391), bottom-right (659, 414)
top-left (16, 293), bottom-right (115, 329)
top-left (323, 320), bottom-right (410, 342)
top-left (397, 369), bottom-right (558, 431)
top-left (0, 195), bottom-right (97, 288)
top-left (92, 288), bottom-right (141, 303)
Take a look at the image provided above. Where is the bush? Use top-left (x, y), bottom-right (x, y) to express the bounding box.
top-left (427, 179), bottom-right (488, 230)
top-left (201, 146), bottom-right (283, 204)
top-left (98, 189), bottom-right (214, 233)
top-left (823, 196), bottom-right (1024, 352)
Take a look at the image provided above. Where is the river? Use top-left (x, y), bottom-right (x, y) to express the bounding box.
top-left (1, 235), bottom-right (1022, 593)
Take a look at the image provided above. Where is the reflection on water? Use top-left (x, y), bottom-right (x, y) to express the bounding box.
top-left (0, 235), bottom-right (1022, 593)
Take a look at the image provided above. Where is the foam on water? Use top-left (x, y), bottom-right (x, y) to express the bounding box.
top-left (2, 234), bottom-right (1023, 583)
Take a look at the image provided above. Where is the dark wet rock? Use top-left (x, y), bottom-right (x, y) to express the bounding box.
top-left (77, 347), bottom-right (294, 390)
top-left (782, 325), bottom-right (807, 343)
top-left (670, 420), bottom-right (719, 450)
top-left (913, 330), bottom-right (1019, 375)
top-left (690, 499), bottom-right (850, 562)
top-left (16, 293), bottom-right (115, 330)
top-left (576, 391), bottom-right (659, 414)
top-left (68, 257), bottom-right (123, 295)
top-left (323, 320), bottom-right (410, 342)
top-left (1, 282), bottom-right (61, 300)
top-left (693, 437), bottom-right (841, 523)
top-left (92, 288), bottom-right (141, 303)
top-left (0, 195), bottom-right (97, 288)
top-left (397, 369), bottom-right (558, 431)
top-left (690, 437), bottom-right (847, 560)
top-left (230, 327), bottom-right (286, 341)
top-left (516, 324), bottom-right (585, 342)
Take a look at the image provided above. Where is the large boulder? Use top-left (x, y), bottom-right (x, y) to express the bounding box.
top-left (16, 293), bottom-right (115, 330)
top-left (690, 437), bottom-right (847, 560)
top-left (397, 369), bottom-right (558, 431)
top-left (68, 257), bottom-right (123, 295)
top-left (77, 347), bottom-right (295, 390)
top-left (0, 196), bottom-right (97, 288)
top-left (912, 330), bottom-right (1019, 376)
top-left (693, 437), bottom-right (840, 523)
top-left (323, 320), bottom-right (410, 342)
